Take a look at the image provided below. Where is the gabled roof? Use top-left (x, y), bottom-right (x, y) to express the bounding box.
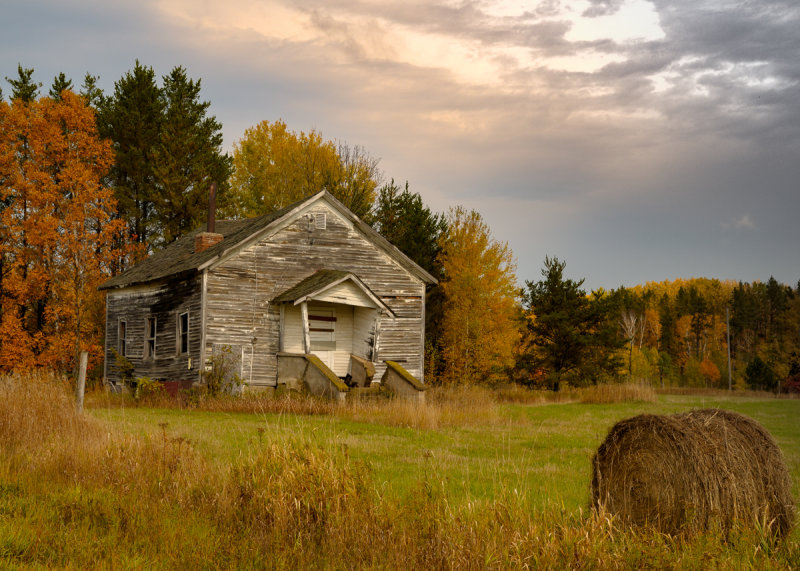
top-left (273, 269), bottom-right (395, 316)
top-left (100, 191), bottom-right (437, 291)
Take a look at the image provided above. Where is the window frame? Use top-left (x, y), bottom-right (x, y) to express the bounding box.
top-left (178, 312), bottom-right (189, 355)
top-left (118, 319), bottom-right (127, 357)
top-left (145, 316), bottom-right (157, 359)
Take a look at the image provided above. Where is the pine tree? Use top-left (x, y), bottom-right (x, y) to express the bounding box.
top-left (153, 66), bottom-right (230, 245)
top-left (49, 72), bottom-right (73, 101)
top-left (523, 256), bottom-right (620, 388)
top-left (98, 61), bottom-right (164, 251)
top-left (5, 64), bottom-right (40, 102)
top-left (371, 180), bottom-right (446, 278)
top-left (79, 73), bottom-right (106, 109)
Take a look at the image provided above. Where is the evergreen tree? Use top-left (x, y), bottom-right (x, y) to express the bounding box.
top-left (5, 64), bottom-right (40, 102)
top-left (79, 73), bottom-right (106, 109)
top-left (371, 180), bottom-right (447, 378)
top-left (153, 66), bottom-right (230, 245)
top-left (98, 61), bottom-right (164, 251)
top-left (49, 72), bottom-right (73, 101)
top-left (523, 256), bottom-right (620, 388)
top-left (371, 180), bottom-right (446, 278)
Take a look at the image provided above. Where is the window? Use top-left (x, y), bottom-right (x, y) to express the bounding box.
top-left (314, 212), bottom-right (326, 230)
top-left (118, 320), bottom-right (127, 357)
top-left (178, 312), bottom-right (189, 354)
top-left (146, 317), bottom-right (157, 358)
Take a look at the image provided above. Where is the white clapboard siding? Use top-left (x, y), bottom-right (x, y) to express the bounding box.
top-left (204, 202), bottom-right (426, 386)
top-left (314, 280), bottom-right (377, 308)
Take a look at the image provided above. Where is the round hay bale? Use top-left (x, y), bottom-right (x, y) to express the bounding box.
top-left (591, 408), bottom-right (795, 537)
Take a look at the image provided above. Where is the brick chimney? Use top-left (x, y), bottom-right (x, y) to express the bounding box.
top-left (195, 231), bottom-right (223, 253)
top-left (195, 181), bottom-right (223, 253)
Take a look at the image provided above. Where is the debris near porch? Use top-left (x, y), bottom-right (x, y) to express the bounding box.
top-left (276, 353), bottom-right (425, 404)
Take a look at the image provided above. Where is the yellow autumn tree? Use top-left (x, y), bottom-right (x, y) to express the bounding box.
top-left (437, 207), bottom-right (520, 385)
top-left (225, 119), bottom-right (380, 219)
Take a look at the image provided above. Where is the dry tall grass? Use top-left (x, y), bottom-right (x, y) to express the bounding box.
top-left (3, 373), bottom-right (797, 568)
top-left (88, 381), bottom-right (655, 432)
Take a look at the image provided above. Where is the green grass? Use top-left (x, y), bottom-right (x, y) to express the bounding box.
top-left (3, 375), bottom-right (799, 569)
top-left (89, 393), bottom-right (800, 511)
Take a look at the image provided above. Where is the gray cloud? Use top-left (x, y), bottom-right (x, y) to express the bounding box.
top-left (1, 0), bottom-right (798, 289)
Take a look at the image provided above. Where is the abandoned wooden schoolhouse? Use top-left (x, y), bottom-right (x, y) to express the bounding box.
top-left (100, 190), bottom-right (435, 401)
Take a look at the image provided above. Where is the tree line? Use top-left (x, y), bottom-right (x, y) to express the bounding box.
top-left (1, 63), bottom-right (798, 392)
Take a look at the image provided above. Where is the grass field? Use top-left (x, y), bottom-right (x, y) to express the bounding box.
top-left (2, 376), bottom-right (799, 568)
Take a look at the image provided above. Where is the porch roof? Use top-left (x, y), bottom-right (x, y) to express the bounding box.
top-left (273, 269), bottom-right (395, 316)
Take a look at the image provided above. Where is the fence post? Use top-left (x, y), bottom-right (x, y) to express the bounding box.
top-left (77, 350), bottom-right (88, 413)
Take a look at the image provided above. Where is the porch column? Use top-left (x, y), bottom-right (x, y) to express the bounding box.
top-left (279, 304), bottom-right (285, 352)
top-left (300, 301), bottom-right (311, 354)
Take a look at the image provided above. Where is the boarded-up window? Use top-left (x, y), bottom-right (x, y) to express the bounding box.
top-left (118, 320), bottom-right (127, 357)
top-left (146, 317), bottom-right (157, 358)
top-left (309, 308), bottom-right (336, 351)
top-left (178, 312), bottom-right (189, 354)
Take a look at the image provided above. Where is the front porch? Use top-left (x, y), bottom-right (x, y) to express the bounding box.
top-left (276, 352), bottom-right (425, 403)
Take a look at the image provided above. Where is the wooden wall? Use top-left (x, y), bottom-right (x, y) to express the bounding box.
top-left (204, 201), bottom-right (426, 387)
top-left (104, 274), bottom-right (203, 386)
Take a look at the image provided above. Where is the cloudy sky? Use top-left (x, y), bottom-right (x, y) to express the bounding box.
top-left (2, 0), bottom-right (799, 290)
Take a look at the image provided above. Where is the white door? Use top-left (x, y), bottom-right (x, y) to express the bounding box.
top-left (309, 307), bottom-right (336, 370)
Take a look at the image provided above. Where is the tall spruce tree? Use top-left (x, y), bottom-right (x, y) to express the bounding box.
top-left (5, 64), bottom-right (40, 102)
top-left (79, 73), bottom-right (106, 109)
top-left (153, 66), bottom-right (230, 245)
top-left (523, 256), bottom-right (621, 389)
top-left (370, 180), bottom-right (448, 378)
top-left (49, 72), bottom-right (73, 101)
top-left (98, 61), bottom-right (164, 251)
top-left (371, 180), bottom-right (446, 278)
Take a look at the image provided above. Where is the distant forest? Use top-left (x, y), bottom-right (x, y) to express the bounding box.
top-left (1, 64), bottom-right (797, 392)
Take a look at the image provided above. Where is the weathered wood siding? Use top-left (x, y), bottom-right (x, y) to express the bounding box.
top-left (104, 274), bottom-right (203, 385)
top-left (314, 281), bottom-right (376, 307)
top-left (204, 202), bottom-right (426, 386)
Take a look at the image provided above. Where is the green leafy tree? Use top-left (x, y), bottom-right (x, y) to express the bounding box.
top-left (153, 66), bottom-right (230, 245)
top-left (522, 256), bottom-right (620, 389)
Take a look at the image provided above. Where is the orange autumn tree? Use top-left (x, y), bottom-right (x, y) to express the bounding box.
top-left (0, 90), bottom-right (123, 373)
top-left (437, 206), bottom-right (520, 385)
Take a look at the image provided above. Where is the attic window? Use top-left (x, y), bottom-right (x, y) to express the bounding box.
top-left (315, 213), bottom-right (326, 230)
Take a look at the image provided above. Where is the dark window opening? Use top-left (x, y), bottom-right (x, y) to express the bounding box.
top-left (118, 320), bottom-right (127, 357)
top-left (179, 312), bottom-right (189, 354)
top-left (146, 317), bottom-right (157, 358)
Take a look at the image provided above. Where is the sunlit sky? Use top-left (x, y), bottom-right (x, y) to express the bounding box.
top-left (3, 0), bottom-right (799, 290)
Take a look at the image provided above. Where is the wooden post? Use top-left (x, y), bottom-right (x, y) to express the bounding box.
top-left (300, 301), bottom-right (311, 354)
top-left (76, 350), bottom-right (88, 413)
